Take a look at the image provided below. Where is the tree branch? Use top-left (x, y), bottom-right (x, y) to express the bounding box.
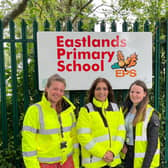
top-left (72, 0), bottom-right (93, 23)
top-left (2, 0), bottom-right (29, 28)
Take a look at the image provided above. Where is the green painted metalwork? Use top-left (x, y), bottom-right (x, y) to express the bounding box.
top-left (9, 20), bottom-right (19, 147)
top-left (56, 20), bottom-right (61, 31)
top-left (0, 20), bottom-right (8, 148)
top-left (44, 20), bottom-right (50, 31)
top-left (100, 20), bottom-right (105, 32)
top-left (111, 20), bottom-right (116, 32)
top-left (144, 20), bottom-right (150, 32)
top-left (67, 20), bottom-right (72, 31)
top-left (133, 20), bottom-right (139, 32)
top-left (78, 20), bottom-right (83, 32)
top-left (154, 21), bottom-right (160, 111)
top-left (33, 20), bottom-right (41, 102)
top-left (21, 20), bottom-right (29, 111)
top-left (122, 20), bottom-right (128, 32)
top-left (165, 19), bottom-right (168, 167)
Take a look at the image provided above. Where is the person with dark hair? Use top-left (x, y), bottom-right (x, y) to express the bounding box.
top-left (22, 74), bottom-right (79, 168)
top-left (121, 80), bottom-right (160, 168)
top-left (77, 77), bottom-right (125, 168)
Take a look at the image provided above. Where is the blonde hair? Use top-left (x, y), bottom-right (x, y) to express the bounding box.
top-left (45, 74), bottom-right (66, 113)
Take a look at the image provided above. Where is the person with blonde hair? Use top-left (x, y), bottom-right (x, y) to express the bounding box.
top-left (121, 80), bottom-right (160, 168)
top-left (22, 73), bottom-right (79, 168)
top-left (77, 77), bottom-right (125, 168)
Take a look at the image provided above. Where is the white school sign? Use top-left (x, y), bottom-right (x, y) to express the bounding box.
top-left (37, 32), bottom-right (152, 90)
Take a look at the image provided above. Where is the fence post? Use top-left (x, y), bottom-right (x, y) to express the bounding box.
top-left (33, 19), bottom-right (41, 102)
top-left (133, 20), bottom-right (139, 32)
top-left (111, 20), bottom-right (116, 32)
top-left (21, 19), bottom-right (29, 111)
top-left (154, 21), bottom-right (160, 111)
top-left (165, 19), bottom-right (168, 167)
top-left (0, 20), bottom-right (8, 148)
top-left (9, 20), bottom-right (19, 147)
top-left (56, 20), bottom-right (61, 31)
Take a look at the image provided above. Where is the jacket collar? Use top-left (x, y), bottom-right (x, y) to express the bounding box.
top-left (92, 97), bottom-right (109, 109)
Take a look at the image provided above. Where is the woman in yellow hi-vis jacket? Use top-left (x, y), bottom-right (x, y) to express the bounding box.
top-left (77, 77), bottom-right (126, 168)
top-left (22, 74), bottom-right (79, 168)
top-left (121, 80), bottom-right (160, 168)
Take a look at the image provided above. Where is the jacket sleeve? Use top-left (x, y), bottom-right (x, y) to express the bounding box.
top-left (76, 107), bottom-right (108, 158)
top-left (70, 111), bottom-right (79, 168)
top-left (110, 107), bottom-right (126, 157)
top-left (22, 105), bottom-right (40, 168)
top-left (142, 111), bottom-right (160, 168)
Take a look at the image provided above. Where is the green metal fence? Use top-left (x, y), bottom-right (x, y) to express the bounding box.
top-left (0, 19), bottom-right (167, 168)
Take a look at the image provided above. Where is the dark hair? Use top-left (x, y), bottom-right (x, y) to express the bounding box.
top-left (88, 77), bottom-right (115, 102)
top-left (123, 80), bottom-right (149, 125)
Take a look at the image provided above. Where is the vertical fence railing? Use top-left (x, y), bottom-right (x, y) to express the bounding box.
top-left (154, 21), bottom-right (160, 111)
top-left (165, 19), bottom-right (168, 167)
top-left (33, 19), bottom-right (41, 103)
top-left (22, 19), bottom-right (30, 112)
top-left (10, 20), bottom-right (19, 148)
top-left (0, 20), bottom-right (8, 149)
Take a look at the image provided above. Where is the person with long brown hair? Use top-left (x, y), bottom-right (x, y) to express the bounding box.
top-left (77, 77), bottom-right (125, 168)
top-left (121, 80), bottom-right (160, 168)
top-left (22, 74), bottom-right (79, 168)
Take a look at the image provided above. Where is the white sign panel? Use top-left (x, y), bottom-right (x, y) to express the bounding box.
top-left (37, 32), bottom-right (152, 90)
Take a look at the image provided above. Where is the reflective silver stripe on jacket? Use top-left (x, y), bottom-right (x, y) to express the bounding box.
top-left (38, 128), bottom-right (60, 134)
top-left (118, 125), bottom-right (125, 130)
top-left (38, 156), bottom-right (61, 162)
top-left (111, 103), bottom-right (119, 111)
top-left (34, 103), bottom-right (45, 129)
top-left (70, 112), bottom-right (76, 128)
top-left (23, 151), bottom-right (37, 157)
top-left (135, 107), bottom-right (153, 142)
top-left (38, 151), bottom-right (73, 162)
top-left (86, 103), bottom-right (94, 112)
top-left (84, 134), bottom-right (109, 150)
top-left (135, 149), bottom-right (160, 158)
top-left (78, 128), bottom-right (91, 134)
top-left (74, 143), bottom-right (79, 149)
top-left (22, 126), bottom-right (61, 135)
top-left (82, 154), bottom-right (120, 164)
top-left (63, 126), bottom-right (73, 132)
top-left (34, 103), bottom-right (73, 134)
top-left (112, 136), bottom-right (125, 144)
top-left (22, 126), bottom-right (38, 133)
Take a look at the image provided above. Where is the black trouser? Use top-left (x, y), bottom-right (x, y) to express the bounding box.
top-left (123, 145), bottom-right (134, 168)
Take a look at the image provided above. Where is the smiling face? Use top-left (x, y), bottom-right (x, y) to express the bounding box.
top-left (129, 84), bottom-right (147, 105)
top-left (94, 82), bottom-right (109, 102)
top-left (45, 81), bottom-right (65, 105)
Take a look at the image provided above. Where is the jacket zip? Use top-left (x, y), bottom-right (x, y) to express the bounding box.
top-left (58, 114), bottom-right (64, 138)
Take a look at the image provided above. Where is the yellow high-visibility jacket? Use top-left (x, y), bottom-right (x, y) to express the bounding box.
top-left (22, 94), bottom-right (79, 168)
top-left (134, 104), bottom-right (160, 168)
top-left (77, 98), bottom-right (126, 168)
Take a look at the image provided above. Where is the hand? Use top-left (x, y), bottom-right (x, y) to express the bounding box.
top-left (121, 144), bottom-right (128, 154)
top-left (102, 151), bottom-right (114, 162)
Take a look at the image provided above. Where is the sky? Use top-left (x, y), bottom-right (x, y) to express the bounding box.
top-left (92, 0), bottom-right (123, 32)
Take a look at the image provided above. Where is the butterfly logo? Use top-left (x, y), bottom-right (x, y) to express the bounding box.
top-left (111, 50), bottom-right (138, 71)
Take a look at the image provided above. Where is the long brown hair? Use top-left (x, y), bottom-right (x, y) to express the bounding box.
top-left (45, 73), bottom-right (66, 113)
top-left (123, 80), bottom-right (149, 125)
top-left (88, 77), bottom-right (115, 102)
